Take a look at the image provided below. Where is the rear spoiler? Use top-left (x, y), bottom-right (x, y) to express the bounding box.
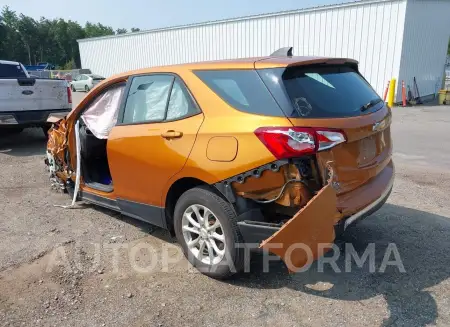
top-left (259, 47), bottom-right (359, 69)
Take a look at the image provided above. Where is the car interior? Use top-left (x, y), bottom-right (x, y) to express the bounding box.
top-left (77, 83), bottom-right (126, 192)
top-left (79, 121), bottom-right (113, 192)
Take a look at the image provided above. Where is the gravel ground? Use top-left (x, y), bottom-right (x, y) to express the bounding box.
top-left (0, 93), bottom-right (449, 327)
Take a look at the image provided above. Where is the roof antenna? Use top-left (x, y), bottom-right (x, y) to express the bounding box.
top-left (270, 47), bottom-right (293, 57)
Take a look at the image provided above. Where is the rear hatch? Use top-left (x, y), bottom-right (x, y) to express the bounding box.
top-left (194, 60), bottom-right (393, 271)
top-left (257, 63), bottom-right (392, 197)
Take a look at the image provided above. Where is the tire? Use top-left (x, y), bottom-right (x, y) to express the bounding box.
top-left (71, 84), bottom-right (76, 92)
top-left (174, 186), bottom-right (244, 279)
top-left (85, 85), bottom-right (89, 92)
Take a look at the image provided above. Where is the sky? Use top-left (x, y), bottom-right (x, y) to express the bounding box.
top-left (0, 0), bottom-right (356, 31)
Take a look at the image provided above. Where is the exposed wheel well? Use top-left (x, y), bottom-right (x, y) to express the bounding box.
top-left (164, 177), bottom-right (207, 232)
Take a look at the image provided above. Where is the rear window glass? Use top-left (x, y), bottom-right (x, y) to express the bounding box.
top-left (258, 65), bottom-right (382, 118)
top-left (0, 63), bottom-right (27, 78)
top-left (194, 70), bottom-right (285, 116)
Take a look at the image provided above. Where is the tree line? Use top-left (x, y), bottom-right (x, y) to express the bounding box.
top-left (1, 5), bottom-right (448, 70)
top-left (0, 6), bottom-right (140, 69)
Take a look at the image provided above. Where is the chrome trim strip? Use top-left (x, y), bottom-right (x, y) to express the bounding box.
top-left (344, 174), bottom-right (395, 230)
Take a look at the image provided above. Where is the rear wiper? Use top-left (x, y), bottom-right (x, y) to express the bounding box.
top-left (360, 98), bottom-right (383, 112)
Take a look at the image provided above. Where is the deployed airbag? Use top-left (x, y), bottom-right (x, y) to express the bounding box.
top-left (81, 85), bottom-right (125, 139)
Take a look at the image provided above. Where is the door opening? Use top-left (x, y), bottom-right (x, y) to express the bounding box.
top-left (75, 83), bottom-right (126, 192)
top-left (79, 120), bottom-right (113, 192)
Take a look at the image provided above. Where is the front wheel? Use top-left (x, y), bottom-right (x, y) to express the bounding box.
top-left (174, 186), bottom-right (244, 279)
top-left (71, 84), bottom-right (76, 92)
top-left (85, 85), bottom-right (90, 92)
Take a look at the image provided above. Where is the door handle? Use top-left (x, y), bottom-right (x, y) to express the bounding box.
top-left (161, 130), bottom-right (183, 139)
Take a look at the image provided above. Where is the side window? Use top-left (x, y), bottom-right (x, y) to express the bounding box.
top-left (123, 75), bottom-right (174, 124)
top-left (166, 78), bottom-right (200, 121)
top-left (194, 70), bottom-right (282, 116)
top-left (212, 79), bottom-right (249, 106)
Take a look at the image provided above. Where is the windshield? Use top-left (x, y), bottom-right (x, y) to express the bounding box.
top-left (258, 65), bottom-right (383, 118)
top-left (0, 63), bottom-right (27, 78)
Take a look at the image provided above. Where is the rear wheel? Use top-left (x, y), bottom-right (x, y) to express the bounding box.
top-left (71, 84), bottom-right (76, 92)
top-left (174, 186), bottom-right (244, 279)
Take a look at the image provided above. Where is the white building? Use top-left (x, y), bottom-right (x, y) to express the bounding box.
top-left (78, 0), bottom-right (450, 102)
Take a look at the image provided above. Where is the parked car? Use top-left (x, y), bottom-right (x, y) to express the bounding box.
top-left (0, 60), bottom-right (72, 135)
top-left (45, 48), bottom-right (394, 278)
top-left (63, 73), bottom-right (73, 82)
top-left (53, 72), bottom-right (73, 82)
top-left (70, 74), bottom-right (105, 92)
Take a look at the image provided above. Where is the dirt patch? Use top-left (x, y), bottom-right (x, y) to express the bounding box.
top-left (1, 110), bottom-right (450, 326)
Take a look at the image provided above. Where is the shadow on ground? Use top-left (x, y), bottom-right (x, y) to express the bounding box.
top-left (229, 203), bottom-right (450, 327)
top-left (0, 128), bottom-right (46, 157)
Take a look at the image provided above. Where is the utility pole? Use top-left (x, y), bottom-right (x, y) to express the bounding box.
top-left (15, 28), bottom-right (31, 65)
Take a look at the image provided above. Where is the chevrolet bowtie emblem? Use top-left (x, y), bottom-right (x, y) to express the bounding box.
top-left (372, 120), bottom-right (386, 132)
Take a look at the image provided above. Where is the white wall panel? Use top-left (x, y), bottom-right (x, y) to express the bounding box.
top-left (79, 0), bottom-right (411, 97)
top-left (397, 0), bottom-right (450, 101)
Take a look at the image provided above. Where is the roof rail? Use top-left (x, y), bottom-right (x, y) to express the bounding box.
top-left (270, 47), bottom-right (293, 57)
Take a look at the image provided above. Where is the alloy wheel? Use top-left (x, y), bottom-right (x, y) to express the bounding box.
top-left (182, 204), bottom-right (226, 265)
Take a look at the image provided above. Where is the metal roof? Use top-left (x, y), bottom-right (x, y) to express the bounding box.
top-left (77, 0), bottom-right (398, 43)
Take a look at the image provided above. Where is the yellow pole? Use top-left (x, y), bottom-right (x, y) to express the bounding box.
top-left (387, 78), bottom-right (396, 108)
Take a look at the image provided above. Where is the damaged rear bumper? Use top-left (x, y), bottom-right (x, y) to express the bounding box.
top-left (342, 172), bottom-right (394, 229)
top-left (237, 169), bottom-right (393, 244)
top-left (216, 157), bottom-right (394, 272)
top-left (237, 175), bottom-right (393, 245)
top-left (236, 163), bottom-right (394, 272)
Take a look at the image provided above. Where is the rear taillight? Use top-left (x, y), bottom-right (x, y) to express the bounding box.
top-left (67, 86), bottom-right (72, 104)
top-left (315, 129), bottom-right (347, 151)
top-left (254, 127), bottom-right (346, 159)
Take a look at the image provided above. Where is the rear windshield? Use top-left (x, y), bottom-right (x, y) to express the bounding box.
top-left (0, 63), bottom-right (27, 78)
top-left (258, 65), bottom-right (383, 118)
top-left (194, 70), bottom-right (285, 116)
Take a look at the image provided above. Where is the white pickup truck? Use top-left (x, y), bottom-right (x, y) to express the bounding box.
top-left (0, 60), bottom-right (72, 136)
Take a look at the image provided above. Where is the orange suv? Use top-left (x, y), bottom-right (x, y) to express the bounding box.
top-left (46, 48), bottom-right (394, 278)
